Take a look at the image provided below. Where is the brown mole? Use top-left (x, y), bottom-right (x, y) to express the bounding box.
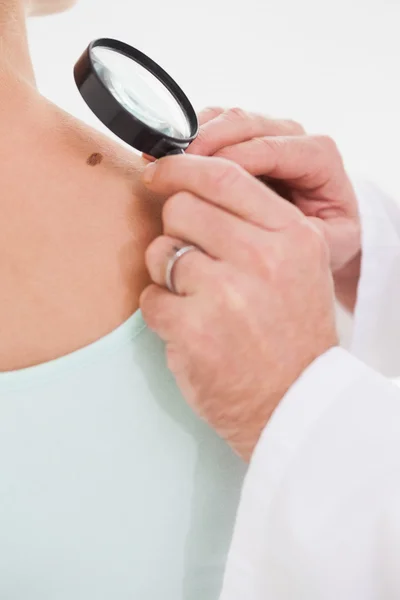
top-left (87, 152), bottom-right (103, 167)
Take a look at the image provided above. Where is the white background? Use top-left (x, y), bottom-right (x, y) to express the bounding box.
top-left (27, 0), bottom-right (400, 341)
top-left (27, 0), bottom-right (400, 196)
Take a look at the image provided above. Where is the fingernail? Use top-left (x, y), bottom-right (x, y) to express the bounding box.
top-left (142, 161), bottom-right (157, 185)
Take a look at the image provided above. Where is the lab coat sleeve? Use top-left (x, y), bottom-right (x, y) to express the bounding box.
top-left (351, 179), bottom-right (400, 376)
top-left (220, 182), bottom-right (400, 600)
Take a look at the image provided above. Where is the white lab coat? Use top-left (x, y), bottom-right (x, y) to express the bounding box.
top-left (220, 180), bottom-right (400, 599)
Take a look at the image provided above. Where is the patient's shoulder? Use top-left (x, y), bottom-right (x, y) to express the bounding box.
top-left (0, 102), bottom-right (162, 371)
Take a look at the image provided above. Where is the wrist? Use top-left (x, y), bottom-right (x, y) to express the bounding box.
top-left (333, 251), bottom-right (362, 312)
top-left (334, 249), bottom-right (361, 280)
top-left (230, 338), bottom-right (340, 462)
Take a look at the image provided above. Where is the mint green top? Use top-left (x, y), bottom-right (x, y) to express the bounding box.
top-left (0, 310), bottom-right (246, 599)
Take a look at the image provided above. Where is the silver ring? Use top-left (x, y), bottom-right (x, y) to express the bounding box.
top-left (165, 245), bottom-right (198, 294)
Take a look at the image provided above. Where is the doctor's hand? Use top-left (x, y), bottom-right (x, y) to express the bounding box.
top-left (140, 154), bottom-right (338, 461)
top-left (187, 108), bottom-right (361, 280)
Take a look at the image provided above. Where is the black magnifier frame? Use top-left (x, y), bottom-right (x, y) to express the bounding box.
top-left (74, 38), bottom-right (199, 158)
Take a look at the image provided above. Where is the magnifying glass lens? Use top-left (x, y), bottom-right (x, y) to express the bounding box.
top-left (75, 38), bottom-right (198, 157)
top-left (90, 47), bottom-right (191, 139)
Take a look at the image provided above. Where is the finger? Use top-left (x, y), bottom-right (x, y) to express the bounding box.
top-left (144, 105), bottom-right (224, 160)
top-left (197, 106), bottom-right (225, 126)
top-left (145, 235), bottom-right (216, 294)
top-left (142, 104), bottom-right (224, 161)
top-left (142, 153), bottom-right (156, 162)
top-left (188, 107), bottom-right (305, 156)
top-left (213, 134), bottom-right (342, 190)
top-left (140, 284), bottom-right (185, 341)
top-left (162, 192), bottom-right (276, 266)
top-left (143, 154), bottom-right (303, 231)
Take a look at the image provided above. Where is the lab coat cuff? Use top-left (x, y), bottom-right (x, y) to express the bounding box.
top-left (351, 179), bottom-right (400, 373)
top-left (245, 346), bottom-right (369, 515)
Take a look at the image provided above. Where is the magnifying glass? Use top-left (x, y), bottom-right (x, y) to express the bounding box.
top-left (74, 38), bottom-right (199, 158)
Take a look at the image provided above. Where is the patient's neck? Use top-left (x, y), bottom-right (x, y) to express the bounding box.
top-left (0, 0), bottom-right (48, 162)
top-left (0, 0), bottom-right (36, 88)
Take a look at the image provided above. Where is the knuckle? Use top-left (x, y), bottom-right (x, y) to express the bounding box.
top-left (301, 221), bottom-right (329, 259)
top-left (224, 106), bottom-right (248, 122)
top-left (258, 135), bottom-right (284, 153)
top-left (210, 158), bottom-right (242, 194)
top-left (298, 135), bottom-right (327, 163)
top-left (314, 134), bottom-right (340, 156)
top-left (201, 105), bottom-right (225, 118)
top-left (312, 135), bottom-right (347, 180)
top-left (140, 285), bottom-right (177, 336)
top-left (194, 125), bottom-right (212, 150)
top-left (144, 235), bottom-right (167, 270)
top-left (284, 119), bottom-right (306, 135)
top-left (312, 134), bottom-right (345, 172)
top-left (162, 192), bottom-right (187, 228)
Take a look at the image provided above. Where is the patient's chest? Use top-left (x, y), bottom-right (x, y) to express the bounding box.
top-left (0, 318), bottom-right (246, 600)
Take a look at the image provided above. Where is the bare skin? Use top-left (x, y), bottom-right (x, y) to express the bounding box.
top-left (0, 0), bottom-right (160, 370)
